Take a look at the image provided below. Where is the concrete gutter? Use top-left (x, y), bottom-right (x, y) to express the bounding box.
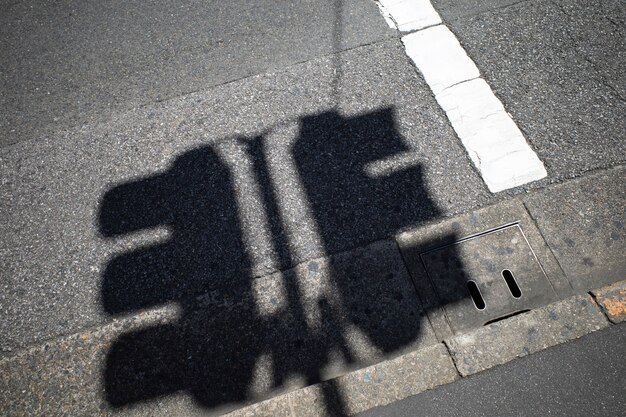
top-left (230, 281), bottom-right (625, 416)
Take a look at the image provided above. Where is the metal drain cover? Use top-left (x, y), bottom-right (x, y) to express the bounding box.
top-left (420, 224), bottom-right (558, 333)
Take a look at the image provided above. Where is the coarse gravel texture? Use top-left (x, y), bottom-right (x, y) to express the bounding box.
top-left (431, 0), bottom-right (525, 21)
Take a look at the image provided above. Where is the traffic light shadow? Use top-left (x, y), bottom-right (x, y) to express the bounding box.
top-left (98, 107), bottom-right (467, 415)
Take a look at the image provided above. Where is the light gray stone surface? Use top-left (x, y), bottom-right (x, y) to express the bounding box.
top-left (0, 308), bottom-right (180, 417)
top-left (446, 294), bottom-right (609, 376)
top-left (287, 343), bottom-right (458, 416)
top-left (420, 224), bottom-right (559, 333)
top-left (357, 323), bottom-right (626, 417)
top-left (225, 397), bottom-right (292, 417)
top-left (524, 166), bottom-right (626, 291)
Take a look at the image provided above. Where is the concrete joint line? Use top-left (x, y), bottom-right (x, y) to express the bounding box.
top-left (441, 339), bottom-right (463, 378)
top-left (375, 0), bottom-right (547, 192)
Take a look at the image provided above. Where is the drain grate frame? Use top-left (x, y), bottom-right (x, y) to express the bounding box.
top-left (397, 199), bottom-right (573, 339)
top-left (419, 223), bottom-right (558, 333)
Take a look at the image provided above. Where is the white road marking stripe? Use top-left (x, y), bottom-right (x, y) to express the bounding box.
top-left (436, 79), bottom-right (547, 192)
top-left (377, 0), bottom-right (442, 32)
top-left (375, 1), bottom-right (547, 192)
top-left (402, 26), bottom-right (479, 95)
top-left (375, 1), bottom-right (399, 28)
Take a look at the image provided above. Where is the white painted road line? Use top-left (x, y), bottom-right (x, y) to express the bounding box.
top-left (376, 0), bottom-right (442, 32)
top-left (402, 26), bottom-right (480, 95)
top-left (436, 79), bottom-right (547, 192)
top-left (375, 1), bottom-right (548, 192)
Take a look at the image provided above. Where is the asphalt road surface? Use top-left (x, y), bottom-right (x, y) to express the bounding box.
top-left (1, 0), bottom-right (393, 147)
top-left (358, 323), bottom-right (626, 417)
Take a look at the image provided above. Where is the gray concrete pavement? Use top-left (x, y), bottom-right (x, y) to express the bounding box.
top-left (357, 322), bottom-right (626, 417)
top-left (1, 0), bottom-right (625, 415)
top-left (524, 166), bottom-right (626, 291)
top-left (1, 0), bottom-right (393, 147)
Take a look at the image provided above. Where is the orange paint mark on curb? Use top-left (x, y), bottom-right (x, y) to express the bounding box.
top-left (600, 296), bottom-right (626, 317)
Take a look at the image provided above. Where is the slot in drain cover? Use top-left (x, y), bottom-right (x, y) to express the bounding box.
top-left (420, 224), bottom-right (558, 333)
